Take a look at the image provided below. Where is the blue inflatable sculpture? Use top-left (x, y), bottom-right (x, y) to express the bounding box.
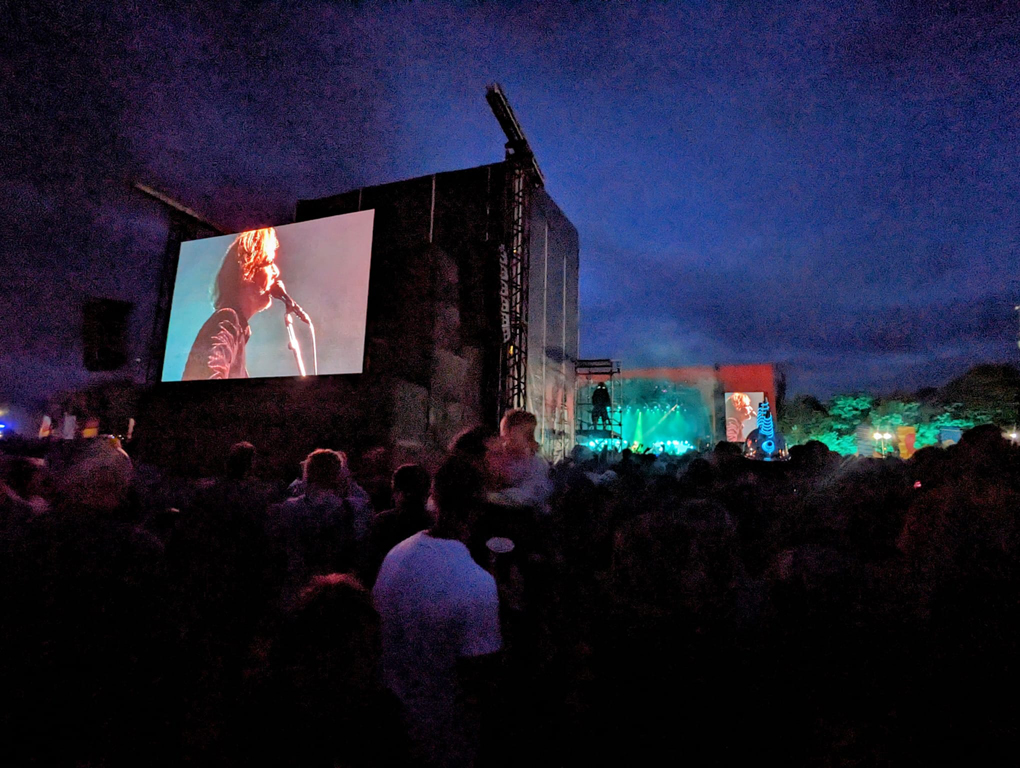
top-left (743, 397), bottom-right (789, 461)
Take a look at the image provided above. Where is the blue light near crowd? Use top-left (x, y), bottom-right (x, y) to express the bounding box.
top-left (586, 437), bottom-right (694, 456)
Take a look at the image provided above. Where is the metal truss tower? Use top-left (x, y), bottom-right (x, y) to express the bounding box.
top-left (486, 83), bottom-right (545, 421)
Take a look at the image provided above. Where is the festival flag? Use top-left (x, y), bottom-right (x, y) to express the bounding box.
top-left (938, 427), bottom-right (962, 446)
top-left (896, 426), bottom-right (916, 459)
top-left (82, 417), bottom-right (100, 439)
top-left (62, 415), bottom-right (77, 440)
top-left (39, 415), bottom-right (52, 438)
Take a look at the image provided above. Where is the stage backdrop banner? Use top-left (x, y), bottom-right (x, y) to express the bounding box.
top-left (161, 210), bottom-right (374, 381)
top-left (724, 392), bottom-right (764, 442)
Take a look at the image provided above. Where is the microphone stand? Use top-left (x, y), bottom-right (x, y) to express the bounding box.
top-left (284, 310), bottom-right (307, 377)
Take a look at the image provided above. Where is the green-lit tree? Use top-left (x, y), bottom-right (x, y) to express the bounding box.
top-left (827, 394), bottom-right (875, 429)
top-left (779, 395), bottom-right (827, 440)
top-left (780, 364), bottom-right (1020, 455)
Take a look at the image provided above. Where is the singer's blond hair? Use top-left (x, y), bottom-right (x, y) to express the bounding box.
top-left (235, 227), bottom-right (278, 282)
top-left (729, 392), bottom-right (751, 410)
top-left (212, 227), bottom-right (278, 309)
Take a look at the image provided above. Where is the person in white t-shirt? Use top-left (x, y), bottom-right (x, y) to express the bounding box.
top-left (372, 458), bottom-right (502, 768)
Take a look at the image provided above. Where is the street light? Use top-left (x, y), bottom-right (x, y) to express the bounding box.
top-left (873, 430), bottom-right (894, 456)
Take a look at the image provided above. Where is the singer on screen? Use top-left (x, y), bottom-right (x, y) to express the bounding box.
top-left (182, 227), bottom-right (281, 380)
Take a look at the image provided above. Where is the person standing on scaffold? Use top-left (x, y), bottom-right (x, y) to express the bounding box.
top-left (591, 382), bottom-right (612, 430)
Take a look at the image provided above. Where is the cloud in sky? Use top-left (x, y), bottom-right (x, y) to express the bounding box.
top-left (2, 0), bottom-right (1018, 407)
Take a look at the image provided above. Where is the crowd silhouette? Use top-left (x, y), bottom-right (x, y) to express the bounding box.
top-left (2, 417), bottom-right (1019, 766)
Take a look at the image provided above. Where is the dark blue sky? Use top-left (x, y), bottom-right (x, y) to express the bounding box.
top-left (2, 0), bottom-right (1019, 413)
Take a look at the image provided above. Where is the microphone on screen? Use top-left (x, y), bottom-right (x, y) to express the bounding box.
top-left (269, 281), bottom-right (311, 324)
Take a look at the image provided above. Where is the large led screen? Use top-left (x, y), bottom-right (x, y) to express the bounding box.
top-left (161, 210), bottom-right (374, 381)
top-left (725, 391), bottom-right (764, 442)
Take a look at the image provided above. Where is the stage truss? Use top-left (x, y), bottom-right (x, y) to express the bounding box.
top-left (487, 83), bottom-right (545, 421)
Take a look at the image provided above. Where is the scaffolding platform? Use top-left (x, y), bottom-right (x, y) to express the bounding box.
top-left (575, 358), bottom-right (623, 447)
